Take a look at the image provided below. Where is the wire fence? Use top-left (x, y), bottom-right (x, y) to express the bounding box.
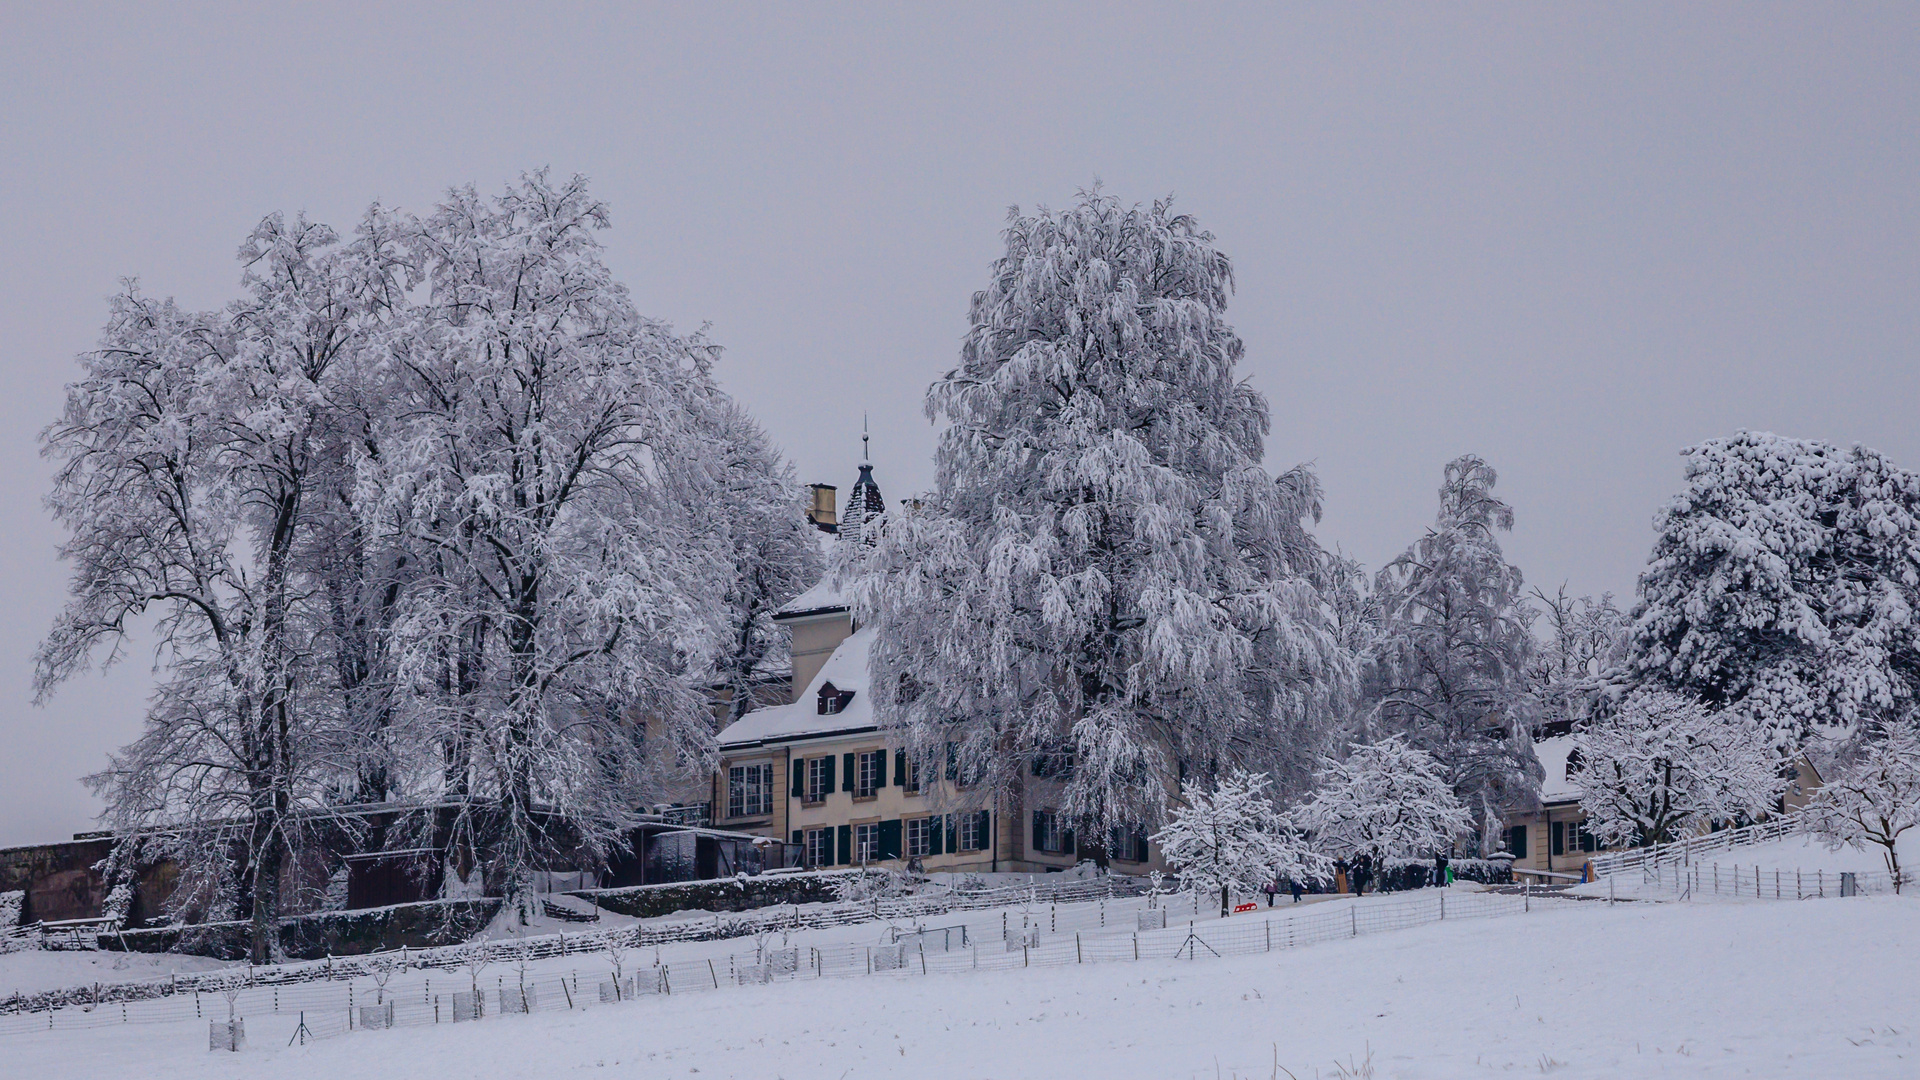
top-left (0, 874), bottom-right (1154, 1020)
top-left (0, 887), bottom-right (1564, 1041)
top-left (1630, 860), bottom-right (1901, 901)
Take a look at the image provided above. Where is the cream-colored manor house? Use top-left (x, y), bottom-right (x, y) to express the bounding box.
top-left (708, 460), bottom-right (1162, 876)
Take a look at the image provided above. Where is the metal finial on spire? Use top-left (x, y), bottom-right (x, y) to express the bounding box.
top-left (862, 413), bottom-right (870, 461)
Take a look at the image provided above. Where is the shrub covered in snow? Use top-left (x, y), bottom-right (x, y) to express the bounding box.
top-left (1153, 771), bottom-right (1330, 917)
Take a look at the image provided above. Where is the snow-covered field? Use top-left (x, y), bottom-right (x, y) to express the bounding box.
top-left (5, 895), bottom-right (1914, 1079)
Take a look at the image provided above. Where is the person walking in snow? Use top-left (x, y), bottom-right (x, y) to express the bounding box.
top-left (1290, 879), bottom-right (1303, 903)
top-left (1434, 853), bottom-right (1450, 889)
top-left (1263, 879), bottom-right (1277, 907)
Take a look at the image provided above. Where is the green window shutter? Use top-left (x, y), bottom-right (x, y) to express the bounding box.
top-left (878, 819), bottom-right (902, 861)
top-left (929, 816), bottom-right (945, 856)
top-left (1063, 828), bottom-right (1074, 856)
top-left (836, 825), bottom-right (851, 865)
top-left (842, 753), bottom-right (856, 793)
top-left (1032, 812), bottom-right (1044, 852)
top-left (822, 754), bottom-right (834, 795)
top-left (894, 750), bottom-right (906, 788)
top-left (791, 759), bottom-right (804, 798)
top-left (944, 814), bottom-right (957, 853)
top-left (791, 829), bottom-right (802, 846)
top-left (1551, 821), bottom-right (1564, 857)
top-left (980, 811), bottom-right (993, 853)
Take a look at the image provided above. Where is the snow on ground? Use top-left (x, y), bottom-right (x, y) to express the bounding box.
top-left (0, 948), bottom-right (232, 995)
top-left (1685, 832), bottom-right (1908, 875)
top-left (6, 896), bottom-right (1915, 1079)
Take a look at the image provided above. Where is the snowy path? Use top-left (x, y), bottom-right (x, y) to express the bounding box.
top-left (5, 895), bottom-right (1914, 1079)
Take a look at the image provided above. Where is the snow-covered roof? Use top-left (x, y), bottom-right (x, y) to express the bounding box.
top-left (1532, 735), bottom-right (1579, 803)
top-left (717, 628), bottom-right (877, 749)
top-left (774, 573), bottom-right (846, 620)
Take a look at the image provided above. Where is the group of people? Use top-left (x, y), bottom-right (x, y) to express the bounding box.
top-left (1260, 852), bottom-right (1456, 905)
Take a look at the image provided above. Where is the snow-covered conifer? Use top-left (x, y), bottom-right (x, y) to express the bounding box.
top-left (1627, 432), bottom-right (1920, 749)
top-left (1573, 690), bottom-right (1786, 848)
top-left (1151, 771), bottom-right (1329, 916)
top-left (1365, 456), bottom-right (1539, 849)
top-left (1804, 730), bottom-right (1920, 893)
top-left (1293, 737), bottom-right (1471, 864)
top-left (851, 189), bottom-right (1349, 838)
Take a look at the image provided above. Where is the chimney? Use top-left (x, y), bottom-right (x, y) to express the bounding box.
top-left (807, 484), bottom-right (839, 533)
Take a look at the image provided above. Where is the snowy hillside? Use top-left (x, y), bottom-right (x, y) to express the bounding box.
top-left (5, 895), bottom-right (1915, 1079)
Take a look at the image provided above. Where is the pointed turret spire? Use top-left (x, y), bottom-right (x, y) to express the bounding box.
top-left (844, 417), bottom-right (885, 546)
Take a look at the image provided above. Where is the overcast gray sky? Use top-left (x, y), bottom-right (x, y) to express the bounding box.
top-left (2, 4), bottom-right (1916, 846)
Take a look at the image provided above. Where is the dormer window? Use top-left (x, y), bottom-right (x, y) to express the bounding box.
top-left (817, 682), bottom-right (856, 716)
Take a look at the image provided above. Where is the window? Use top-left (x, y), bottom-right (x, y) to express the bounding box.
top-left (946, 742), bottom-right (983, 787)
top-left (1108, 827), bottom-right (1148, 863)
top-left (906, 816), bottom-right (936, 858)
top-left (856, 750), bottom-right (883, 798)
top-left (1576, 822), bottom-right (1599, 853)
top-left (805, 757), bottom-right (832, 804)
top-left (1031, 751), bottom-right (1073, 779)
top-left (854, 822), bottom-right (880, 864)
top-left (806, 827), bottom-right (832, 868)
top-left (900, 753), bottom-right (921, 794)
top-left (1506, 825), bottom-right (1529, 859)
top-left (960, 810), bottom-right (989, 853)
top-left (1032, 810), bottom-right (1068, 854)
top-left (816, 682), bottom-right (856, 715)
top-left (727, 763), bottom-right (772, 818)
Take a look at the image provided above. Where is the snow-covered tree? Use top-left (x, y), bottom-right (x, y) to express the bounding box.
top-left (1364, 455), bottom-right (1539, 850)
top-left (1573, 690), bottom-right (1786, 848)
top-left (851, 189), bottom-right (1350, 838)
top-left (1528, 587), bottom-right (1627, 731)
top-left (366, 172), bottom-right (729, 917)
top-left (1151, 771), bottom-right (1329, 916)
top-left (1804, 730), bottom-right (1920, 893)
top-left (1627, 432), bottom-right (1920, 750)
top-left (1293, 737), bottom-right (1471, 864)
top-left (687, 401), bottom-right (823, 721)
top-left (38, 211), bottom-right (402, 961)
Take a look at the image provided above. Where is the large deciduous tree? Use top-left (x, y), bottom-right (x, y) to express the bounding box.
top-left (368, 172), bottom-right (727, 917)
top-left (1627, 432), bottom-right (1920, 750)
top-left (38, 211), bottom-right (401, 961)
top-left (1572, 690), bottom-right (1785, 849)
top-left (1365, 455), bottom-right (1539, 850)
top-left (851, 189), bottom-right (1349, 840)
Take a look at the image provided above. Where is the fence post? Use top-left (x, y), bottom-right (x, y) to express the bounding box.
top-left (1265, 921), bottom-right (1271, 952)
top-left (1075, 933), bottom-right (1082, 964)
top-left (1133, 932), bottom-right (1139, 961)
top-left (1350, 906), bottom-right (1356, 938)
top-left (1440, 892), bottom-right (1446, 920)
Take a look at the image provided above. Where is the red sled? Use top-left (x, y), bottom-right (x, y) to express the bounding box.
top-left (1232, 902), bottom-right (1258, 914)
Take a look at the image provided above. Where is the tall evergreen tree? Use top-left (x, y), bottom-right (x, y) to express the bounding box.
top-left (1365, 455), bottom-right (1539, 850)
top-left (1627, 432), bottom-right (1920, 751)
top-left (851, 189), bottom-right (1348, 840)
